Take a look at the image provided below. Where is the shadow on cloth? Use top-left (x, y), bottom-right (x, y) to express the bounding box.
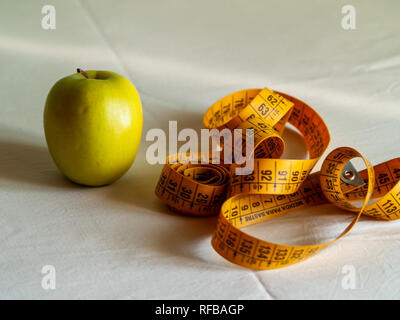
top-left (0, 127), bottom-right (78, 190)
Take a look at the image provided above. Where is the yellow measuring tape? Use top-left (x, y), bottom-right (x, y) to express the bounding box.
top-left (155, 88), bottom-right (400, 270)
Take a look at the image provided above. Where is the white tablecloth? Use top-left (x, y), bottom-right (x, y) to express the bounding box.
top-left (1, 0), bottom-right (400, 299)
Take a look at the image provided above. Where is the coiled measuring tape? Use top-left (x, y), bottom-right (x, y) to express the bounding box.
top-left (155, 88), bottom-right (400, 270)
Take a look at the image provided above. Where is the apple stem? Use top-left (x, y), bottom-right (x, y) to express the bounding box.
top-left (77, 68), bottom-right (90, 79)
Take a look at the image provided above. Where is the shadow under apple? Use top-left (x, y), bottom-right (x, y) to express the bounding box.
top-left (0, 136), bottom-right (80, 190)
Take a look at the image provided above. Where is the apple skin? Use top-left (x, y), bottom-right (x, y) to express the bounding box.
top-left (44, 70), bottom-right (143, 186)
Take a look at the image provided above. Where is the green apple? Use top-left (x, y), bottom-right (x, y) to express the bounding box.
top-left (44, 69), bottom-right (143, 186)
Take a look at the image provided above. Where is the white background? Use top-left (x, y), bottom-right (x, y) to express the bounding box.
top-left (1, 0), bottom-right (400, 299)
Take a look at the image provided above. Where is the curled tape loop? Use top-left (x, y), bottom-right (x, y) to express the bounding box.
top-left (155, 88), bottom-right (400, 270)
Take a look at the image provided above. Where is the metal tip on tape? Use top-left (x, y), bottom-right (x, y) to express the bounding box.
top-left (341, 161), bottom-right (365, 187)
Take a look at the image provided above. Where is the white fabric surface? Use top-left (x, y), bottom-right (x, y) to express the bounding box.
top-left (1, 0), bottom-right (400, 299)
